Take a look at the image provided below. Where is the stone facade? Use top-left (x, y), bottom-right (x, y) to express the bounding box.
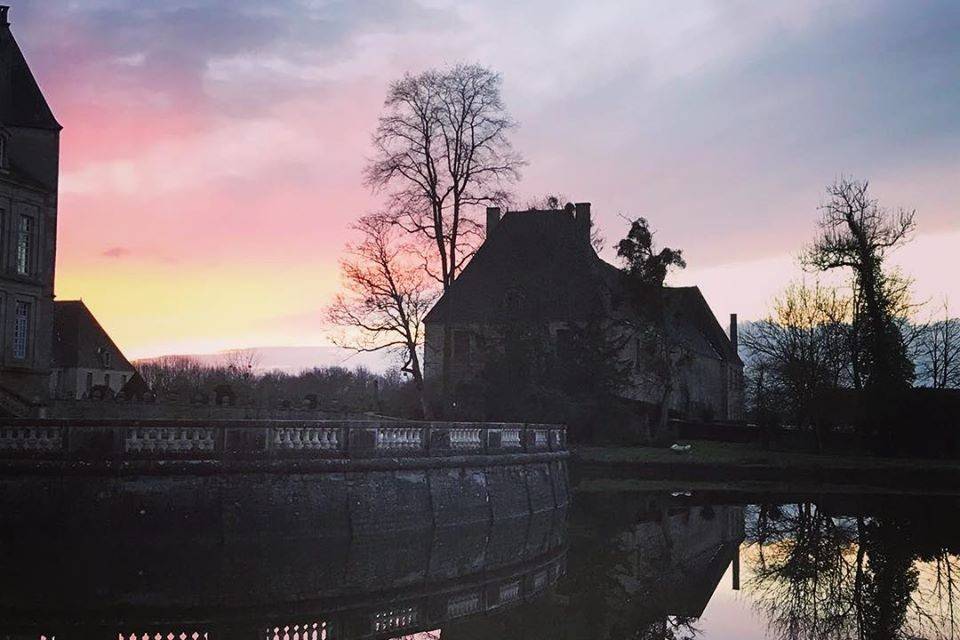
top-left (0, 7), bottom-right (61, 411)
top-left (423, 204), bottom-right (744, 421)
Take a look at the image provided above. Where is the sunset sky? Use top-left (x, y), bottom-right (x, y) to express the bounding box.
top-left (9, 0), bottom-right (959, 360)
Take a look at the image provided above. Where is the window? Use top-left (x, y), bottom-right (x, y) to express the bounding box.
top-left (16, 215), bottom-right (31, 276)
top-left (86, 372), bottom-right (93, 392)
top-left (0, 135), bottom-right (6, 169)
top-left (104, 373), bottom-right (111, 388)
top-left (121, 374), bottom-right (128, 386)
top-left (12, 301), bottom-right (29, 360)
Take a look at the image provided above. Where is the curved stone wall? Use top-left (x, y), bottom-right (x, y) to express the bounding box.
top-left (0, 504), bottom-right (567, 639)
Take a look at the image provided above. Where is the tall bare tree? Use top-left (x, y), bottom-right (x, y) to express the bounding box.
top-left (364, 64), bottom-right (523, 410)
top-left (365, 63), bottom-right (523, 289)
top-left (804, 177), bottom-right (916, 391)
top-left (326, 216), bottom-right (434, 417)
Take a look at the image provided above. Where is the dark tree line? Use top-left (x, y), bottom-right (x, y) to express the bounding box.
top-left (136, 356), bottom-right (423, 416)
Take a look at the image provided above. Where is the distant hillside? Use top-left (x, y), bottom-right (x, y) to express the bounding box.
top-left (134, 346), bottom-right (394, 375)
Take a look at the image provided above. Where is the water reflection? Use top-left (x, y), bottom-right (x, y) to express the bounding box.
top-left (3, 488), bottom-right (960, 638)
top-left (0, 511), bottom-right (566, 639)
top-left (745, 496), bottom-right (960, 640)
top-left (443, 493), bottom-right (745, 639)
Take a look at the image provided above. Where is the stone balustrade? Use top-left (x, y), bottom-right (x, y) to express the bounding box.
top-left (375, 426), bottom-right (423, 450)
top-left (371, 605), bottom-right (418, 634)
top-left (272, 426), bottom-right (341, 451)
top-left (449, 427), bottom-right (483, 450)
top-left (126, 426), bottom-right (217, 453)
top-left (0, 425), bottom-right (62, 451)
top-left (0, 419), bottom-right (566, 466)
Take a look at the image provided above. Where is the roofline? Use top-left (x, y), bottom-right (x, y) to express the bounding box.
top-left (1, 15), bottom-right (63, 132)
top-left (54, 299), bottom-right (136, 371)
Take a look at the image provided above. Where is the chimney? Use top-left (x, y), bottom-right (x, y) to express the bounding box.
top-left (574, 202), bottom-right (591, 244)
top-left (486, 206), bottom-right (501, 239)
top-left (1, 6), bottom-right (9, 27)
top-left (729, 313), bottom-right (738, 353)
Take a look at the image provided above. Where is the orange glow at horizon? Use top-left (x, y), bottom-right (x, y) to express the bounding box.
top-left (55, 262), bottom-right (341, 360)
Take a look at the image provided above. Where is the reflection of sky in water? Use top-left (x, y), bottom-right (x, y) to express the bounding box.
top-left (695, 503), bottom-right (960, 640)
top-left (699, 548), bottom-right (960, 639)
top-left (7, 491), bottom-right (960, 638)
top-left (698, 563), bottom-right (767, 639)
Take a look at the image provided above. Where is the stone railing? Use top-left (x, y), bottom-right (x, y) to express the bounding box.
top-left (0, 425), bottom-right (63, 451)
top-left (0, 419), bottom-right (566, 465)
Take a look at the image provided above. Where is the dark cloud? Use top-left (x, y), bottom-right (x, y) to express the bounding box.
top-left (10, 0), bottom-right (456, 114)
top-left (101, 246), bottom-right (130, 258)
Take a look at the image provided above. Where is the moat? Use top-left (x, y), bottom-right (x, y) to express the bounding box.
top-left (2, 479), bottom-right (959, 639)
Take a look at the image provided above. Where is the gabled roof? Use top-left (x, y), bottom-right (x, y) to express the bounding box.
top-left (52, 301), bottom-right (135, 371)
top-left (654, 286), bottom-right (742, 364)
top-left (425, 209), bottom-right (609, 324)
top-left (0, 17), bottom-right (61, 131)
top-left (425, 208), bottom-right (741, 365)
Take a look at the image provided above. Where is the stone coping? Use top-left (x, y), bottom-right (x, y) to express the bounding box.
top-left (0, 419), bottom-right (567, 466)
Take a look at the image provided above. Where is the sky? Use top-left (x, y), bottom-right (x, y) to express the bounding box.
top-left (8, 0), bottom-right (960, 359)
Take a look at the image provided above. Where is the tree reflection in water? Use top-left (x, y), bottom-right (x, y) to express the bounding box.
top-left (745, 499), bottom-right (960, 640)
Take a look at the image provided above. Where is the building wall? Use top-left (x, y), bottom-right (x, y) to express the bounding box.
top-left (0, 136), bottom-right (58, 404)
top-left (424, 319), bottom-right (745, 422)
top-left (50, 366), bottom-right (135, 400)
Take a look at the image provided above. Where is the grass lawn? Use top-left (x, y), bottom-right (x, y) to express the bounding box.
top-left (573, 440), bottom-right (960, 472)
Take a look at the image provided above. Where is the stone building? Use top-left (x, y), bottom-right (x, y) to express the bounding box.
top-left (0, 6), bottom-right (60, 414)
top-left (50, 300), bottom-right (136, 400)
top-left (423, 203), bottom-right (744, 421)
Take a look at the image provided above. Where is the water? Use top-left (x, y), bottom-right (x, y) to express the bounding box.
top-left (2, 483), bottom-right (958, 639)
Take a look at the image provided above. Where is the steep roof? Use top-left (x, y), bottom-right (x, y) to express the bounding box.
top-left (425, 209), bottom-right (610, 324)
top-left (0, 12), bottom-right (61, 131)
top-left (425, 208), bottom-right (741, 364)
top-left (52, 301), bottom-right (135, 371)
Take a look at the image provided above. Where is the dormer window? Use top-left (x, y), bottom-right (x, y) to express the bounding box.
top-left (97, 346), bottom-right (112, 368)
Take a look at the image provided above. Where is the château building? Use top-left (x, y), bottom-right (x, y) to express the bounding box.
top-left (0, 5), bottom-right (60, 414)
top-left (423, 203), bottom-right (744, 422)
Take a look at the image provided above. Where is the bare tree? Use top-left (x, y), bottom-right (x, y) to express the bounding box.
top-left (914, 300), bottom-right (960, 389)
top-left (740, 282), bottom-right (851, 445)
top-left (365, 63), bottom-right (523, 289)
top-left (136, 355), bottom-right (206, 397)
top-left (364, 64), bottom-right (523, 409)
top-left (803, 177), bottom-right (916, 390)
top-left (326, 215), bottom-right (435, 417)
top-left (223, 349), bottom-right (262, 380)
